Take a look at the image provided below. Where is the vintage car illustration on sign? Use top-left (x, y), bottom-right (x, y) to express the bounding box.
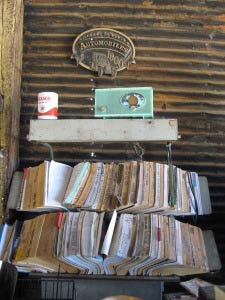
top-left (71, 28), bottom-right (136, 77)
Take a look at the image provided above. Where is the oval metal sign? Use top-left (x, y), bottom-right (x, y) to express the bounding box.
top-left (71, 28), bottom-right (135, 77)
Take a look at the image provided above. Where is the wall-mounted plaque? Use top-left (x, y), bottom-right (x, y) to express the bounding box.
top-left (71, 28), bottom-right (135, 77)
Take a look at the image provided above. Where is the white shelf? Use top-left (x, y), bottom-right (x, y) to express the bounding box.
top-left (28, 119), bottom-right (178, 143)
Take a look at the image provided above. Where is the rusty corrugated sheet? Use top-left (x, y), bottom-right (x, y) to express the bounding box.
top-left (20, 0), bottom-right (225, 264)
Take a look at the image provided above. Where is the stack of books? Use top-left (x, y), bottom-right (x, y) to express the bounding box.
top-left (17, 160), bottom-right (204, 216)
top-left (7, 213), bottom-right (78, 273)
top-left (103, 212), bottom-right (209, 276)
top-left (8, 211), bottom-right (210, 276)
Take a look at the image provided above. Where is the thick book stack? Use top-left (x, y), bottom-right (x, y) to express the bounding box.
top-left (17, 160), bottom-right (204, 216)
top-left (8, 211), bottom-right (210, 276)
top-left (6, 213), bottom-right (78, 273)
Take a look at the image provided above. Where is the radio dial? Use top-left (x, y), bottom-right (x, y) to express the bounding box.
top-left (128, 95), bottom-right (138, 107)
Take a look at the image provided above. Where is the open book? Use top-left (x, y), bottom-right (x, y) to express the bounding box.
top-left (18, 161), bottom-right (72, 211)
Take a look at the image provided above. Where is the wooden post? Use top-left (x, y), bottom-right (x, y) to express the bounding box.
top-left (0, 0), bottom-right (23, 221)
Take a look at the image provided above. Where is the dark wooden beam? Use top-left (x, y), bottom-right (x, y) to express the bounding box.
top-left (0, 0), bottom-right (24, 220)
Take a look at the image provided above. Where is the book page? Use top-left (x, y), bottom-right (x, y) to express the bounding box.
top-left (101, 210), bottom-right (117, 256)
top-left (117, 214), bottom-right (134, 258)
top-left (47, 160), bottom-right (72, 206)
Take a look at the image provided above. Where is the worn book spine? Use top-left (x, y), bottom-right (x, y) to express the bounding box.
top-left (97, 164), bottom-right (109, 210)
top-left (56, 213), bottom-right (66, 257)
top-left (180, 222), bottom-right (194, 267)
top-left (28, 166), bottom-right (36, 210)
top-left (140, 214), bottom-right (151, 257)
top-left (75, 212), bottom-right (86, 255)
top-left (127, 214), bottom-right (137, 257)
top-left (128, 161), bottom-right (138, 205)
top-left (148, 162), bottom-right (155, 209)
top-left (117, 214), bottom-right (134, 258)
top-left (63, 213), bottom-right (73, 257)
top-left (36, 162), bottom-right (46, 209)
top-left (154, 163), bottom-right (161, 210)
top-left (136, 162), bottom-right (144, 206)
top-left (92, 164), bottom-right (106, 210)
top-left (163, 217), bottom-right (169, 260)
top-left (135, 214), bottom-right (145, 257)
top-left (189, 224), bottom-right (201, 269)
top-left (14, 220), bottom-right (32, 261)
top-left (59, 214), bottom-right (68, 257)
top-left (63, 162), bottom-right (86, 204)
top-left (113, 163), bottom-right (124, 207)
top-left (198, 228), bottom-right (209, 271)
top-left (72, 163), bottom-right (91, 206)
top-left (14, 215), bottom-right (44, 261)
top-left (75, 163), bottom-right (97, 207)
top-left (89, 213), bottom-right (99, 257)
top-left (158, 215), bottom-right (165, 260)
top-left (81, 212), bottom-right (96, 256)
top-left (142, 161), bottom-right (150, 206)
top-left (101, 164), bottom-right (114, 211)
top-left (168, 217), bottom-right (176, 261)
top-left (132, 214), bottom-right (141, 256)
top-left (120, 162), bottom-right (131, 206)
top-left (68, 213), bottom-right (80, 256)
top-left (83, 162), bottom-right (103, 208)
top-left (108, 163), bottom-right (119, 210)
top-left (181, 170), bottom-right (189, 214)
top-left (36, 213), bottom-right (58, 257)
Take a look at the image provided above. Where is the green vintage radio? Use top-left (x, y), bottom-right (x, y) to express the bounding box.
top-left (95, 87), bottom-right (153, 118)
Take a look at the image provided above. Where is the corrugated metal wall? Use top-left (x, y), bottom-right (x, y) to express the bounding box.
top-left (20, 0), bottom-right (225, 265)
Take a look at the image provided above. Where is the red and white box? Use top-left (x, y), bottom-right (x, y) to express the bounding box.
top-left (38, 92), bottom-right (58, 119)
